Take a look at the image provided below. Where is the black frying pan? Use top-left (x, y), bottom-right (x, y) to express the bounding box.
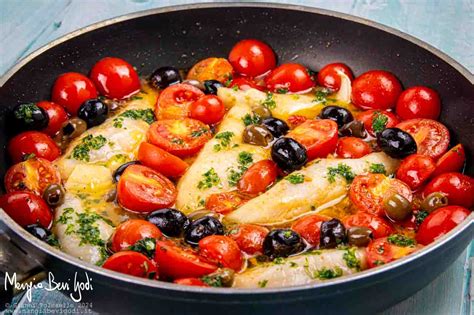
top-left (0, 3), bottom-right (473, 314)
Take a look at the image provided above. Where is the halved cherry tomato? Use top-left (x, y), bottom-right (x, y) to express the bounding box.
top-left (317, 63), bottom-right (354, 91)
top-left (0, 191), bottom-right (52, 228)
top-left (137, 142), bottom-right (188, 178)
top-left (287, 119), bottom-right (338, 160)
top-left (265, 63), bottom-right (314, 93)
top-left (186, 57), bottom-right (233, 83)
top-left (199, 235), bottom-right (243, 271)
top-left (366, 236), bottom-right (418, 268)
top-left (228, 224), bottom-right (269, 255)
top-left (349, 174), bottom-right (413, 217)
top-left (336, 137), bottom-right (371, 159)
top-left (432, 144), bottom-right (465, 177)
top-left (351, 70), bottom-right (402, 110)
top-left (396, 119), bottom-right (449, 159)
top-left (36, 101), bottom-right (69, 136)
top-left (416, 205), bottom-right (471, 245)
top-left (423, 172), bottom-right (474, 208)
top-left (396, 154), bottom-right (436, 190)
top-left (111, 219), bottom-right (162, 252)
top-left (229, 77), bottom-right (264, 91)
top-left (4, 158), bottom-right (61, 195)
top-left (117, 164), bottom-right (177, 213)
top-left (51, 72), bottom-right (98, 115)
top-left (344, 212), bottom-right (394, 239)
top-left (8, 131), bottom-right (61, 163)
top-left (356, 110), bottom-right (400, 136)
top-left (155, 84), bottom-right (204, 120)
top-left (90, 57), bottom-right (140, 99)
top-left (147, 119), bottom-right (212, 157)
top-left (173, 278), bottom-right (208, 287)
top-left (287, 115), bottom-right (308, 128)
top-left (205, 191), bottom-right (248, 214)
top-left (395, 86), bottom-right (441, 120)
top-left (291, 214), bottom-right (327, 246)
top-left (237, 160), bottom-right (278, 195)
top-left (103, 251), bottom-right (158, 279)
top-left (189, 95), bottom-right (226, 125)
top-left (154, 239), bottom-right (217, 279)
top-left (228, 39), bottom-right (276, 77)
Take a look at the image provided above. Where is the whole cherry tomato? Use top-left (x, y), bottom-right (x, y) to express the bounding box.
top-left (103, 251), bottom-right (158, 279)
top-left (423, 172), bottom-right (474, 208)
top-left (229, 77), bottom-right (264, 91)
top-left (228, 224), bottom-right (269, 255)
top-left (137, 142), bottom-right (188, 178)
top-left (344, 212), bottom-right (394, 239)
top-left (0, 191), bottom-right (52, 228)
top-left (237, 160), bottom-right (278, 195)
top-left (173, 278), bottom-right (208, 287)
top-left (351, 70), bottom-right (402, 110)
top-left (111, 219), bottom-right (162, 252)
top-left (336, 137), bottom-right (371, 159)
top-left (432, 144), bottom-right (465, 177)
top-left (8, 131), bottom-right (61, 163)
top-left (396, 86), bottom-right (441, 120)
top-left (228, 39), bottom-right (276, 77)
top-left (199, 235), bottom-right (243, 271)
top-left (36, 101), bottom-right (69, 136)
top-left (51, 72), bottom-right (98, 115)
top-left (356, 110), bottom-right (400, 136)
top-left (186, 57), bottom-right (233, 83)
top-left (205, 191), bottom-right (248, 214)
top-left (396, 154), bottom-right (436, 190)
top-left (155, 84), bottom-right (204, 120)
top-left (366, 236), bottom-right (417, 268)
top-left (317, 63), bottom-right (354, 91)
top-left (189, 95), bottom-right (226, 125)
top-left (265, 63), bottom-right (314, 93)
top-left (291, 214), bottom-right (327, 246)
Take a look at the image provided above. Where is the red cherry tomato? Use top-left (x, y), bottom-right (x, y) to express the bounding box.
top-left (287, 115), bottom-right (308, 128)
top-left (366, 237), bottom-right (394, 268)
top-left (351, 70), bottom-right (402, 110)
top-left (155, 84), bottom-right (205, 120)
top-left (189, 95), bottom-right (226, 125)
top-left (344, 212), bottom-right (394, 239)
top-left (137, 142), bottom-right (188, 178)
top-left (287, 119), bottom-right (338, 160)
top-left (423, 172), bottom-right (474, 208)
top-left (117, 165), bottom-right (177, 213)
top-left (186, 57), bottom-right (233, 83)
top-left (228, 39), bottom-right (276, 77)
top-left (432, 144), bottom-right (466, 177)
top-left (205, 191), bottom-right (249, 214)
top-left (356, 110), bottom-right (400, 136)
top-left (416, 206), bottom-right (470, 245)
top-left (395, 86), bottom-right (441, 120)
top-left (317, 63), bottom-right (354, 91)
top-left (199, 235), bottom-right (243, 271)
top-left (228, 224), bottom-right (269, 255)
top-left (51, 72), bottom-right (98, 115)
top-left (265, 63), bottom-right (315, 93)
top-left (237, 160), bottom-right (278, 195)
top-left (111, 219), bottom-right (162, 252)
top-left (90, 57), bottom-right (140, 100)
top-left (336, 137), bottom-right (371, 159)
top-left (291, 214), bottom-right (327, 246)
top-left (103, 251), bottom-right (158, 279)
top-left (0, 191), bottom-right (52, 228)
top-left (173, 278), bottom-right (208, 287)
top-left (396, 118), bottom-right (450, 159)
top-left (36, 101), bottom-right (69, 136)
top-left (229, 77), bottom-right (264, 91)
top-left (8, 131), bottom-right (61, 163)
top-left (396, 154), bottom-right (436, 190)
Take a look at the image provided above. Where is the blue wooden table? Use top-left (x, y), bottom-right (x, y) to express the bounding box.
top-left (0, 0), bottom-right (472, 314)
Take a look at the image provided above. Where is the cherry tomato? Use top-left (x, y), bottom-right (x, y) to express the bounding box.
top-left (189, 95), bottom-right (226, 125)
top-left (396, 119), bottom-right (449, 159)
top-left (265, 63), bottom-right (315, 93)
top-left (287, 115), bottom-right (308, 128)
top-left (416, 205), bottom-right (471, 245)
top-left (336, 137), bottom-right (371, 158)
top-left (8, 131), bottom-right (61, 163)
top-left (186, 57), bottom-right (233, 83)
top-left (356, 110), bottom-right (400, 137)
top-left (117, 164), bottom-right (177, 213)
top-left (199, 235), bottom-right (243, 271)
top-left (366, 236), bottom-right (417, 268)
top-left (173, 278), bottom-right (208, 287)
top-left (237, 160), bottom-right (278, 195)
top-left (432, 144), bottom-right (466, 177)
top-left (344, 212), bottom-right (394, 239)
top-left (395, 86), bottom-right (441, 120)
top-left (155, 84), bottom-right (204, 120)
top-left (317, 63), bottom-right (354, 91)
top-left (36, 101), bottom-right (69, 136)
top-left (4, 158), bottom-right (61, 195)
top-left (349, 174), bottom-right (413, 217)
top-left (147, 119), bottom-right (212, 157)
top-left (51, 72), bottom-right (98, 115)
top-left (291, 214), bottom-right (327, 246)
top-left (228, 224), bottom-right (268, 255)
top-left (205, 191), bottom-right (248, 214)
top-left (111, 219), bottom-right (162, 252)
top-left (154, 239), bottom-right (217, 279)
top-left (0, 191), bottom-right (52, 228)
top-left (229, 77), bottom-right (264, 91)
top-left (287, 119), bottom-right (338, 160)
top-left (396, 154), bottom-right (436, 190)
top-left (351, 70), bottom-right (402, 110)
top-left (137, 142), bottom-right (188, 178)
top-left (423, 172), bottom-right (474, 208)
top-left (103, 251), bottom-right (158, 279)
top-left (228, 39), bottom-right (276, 77)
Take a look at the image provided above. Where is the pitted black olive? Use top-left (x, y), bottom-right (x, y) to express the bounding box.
top-left (203, 80), bottom-right (224, 95)
top-left (320, 106), bottom-right (353, 128)
top-left (271, 137), bottom-right (307, 173)
top-left (147, 208), bottom-right (190, 237)
top-left (262, 117), bottom-right (289, 138)
top-left (113, 161), bottom-right (141, 182)
top-left (377, 128), bottom-right (417, 159)
top-left (12, 103), bottom-right (49, 131)
top-left (150, 66), bottom-right (182, 89)
top-left (78, 99), bottom-right (108, 128)
top-left (26, 224), bottom-right (51, 241)
top-left (339, 120), bottom-right (367, 138)
top-left (184, 216), bottom-right (224, 245)
top-left (43, 184), bottom-right (65, 207)
top-left (263, 229), bottom-right (305, 259)
top-left (320, 218), bottom-right (346, 248)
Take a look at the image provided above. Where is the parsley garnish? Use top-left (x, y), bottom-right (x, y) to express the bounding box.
top-left (227, 151), bottom-right (253, 186)
top-left (312, 89), bottom-right (331, 104)
top-left (46, 234), bottom-right (60, 247)
top-left (14, 103), bottom-right (39, 124)
top-left (130, 95), bottom-right (143, 100)
top-left (128, 237), bottom-right (156, 258)
top-left (327, 163), bottom-right (355, 183)
top-left (241, 113), bottom-right (261, 126)
top-left (372, 111), bottom-right (388, 134)
top-left (261, 92), bottom-right (276, 109)
top-left (343, 247), bottom-right (361, 271)
top-left (113, 109), bottom-right (156, 128)
top-left (285, 173), bottom-right (305, 184)
top-left (258, 279), bottom-right (268, 288)
top-left (415, 210), bottom-right (429, 225)
top-left (314, 267), bottom-right (343, 279)
top-left (56, 208), bottom-right (74, 224)
top-left (224, 74), bottom-right (233, 87)
top-left (70, 135), bottom-right (107, 162)
top-left (214, 131), bottom-right (235, 152)
top-left (387, 234), bottom-right (416, 247)
top-left (276, 88), bottom-right (288, 94)
top-left (202, 275), bottom-right (223, 287)
top-left (273, 257), bottom-right (285, 265)
top-left (369, 163), bottom-right (386, 174)
top-left (191, 127), bottom-right (210, 138)
top-left (197, 168), bottom-right (221, 190)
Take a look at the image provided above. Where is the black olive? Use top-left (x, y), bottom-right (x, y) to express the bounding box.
top-left (78, 99), bottom-right (108, 128)
top-left (184, 216), bottom-right (224, 245)
top-left (113, 161), bottom-right (140, 182)
top-left (12, 103), bottom-right (49, 131)
top-left (147, 208), bottom-right (190, 237)
top-left (271, 137), bottom-right (307, 173)
top-left (320, 106), bottom-right (353, 128)
top-left (347, 227), bottom-right (373, 247)
top-left (42, 184), bottom-right (65, 207)
top-left (263, 229), bottom-right (305, 259)
top-left (150, 66), bottom-right (182, 89)
top-left (377, 128), bottom-right (417, 159)
top-left (320, 219), bottom-right (346, 248)
top-left (61, 118), bottom-right (88, 139)
top-left (339, 120), bottom-right (367, 138)
top-left (262, 117), bottom-right (289, 138)
top-left (203, 80), bottom-right (224, 95)
top-left (26, 224), bottom-right (51, 241)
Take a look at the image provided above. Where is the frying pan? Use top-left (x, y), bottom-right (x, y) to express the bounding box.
top-left (0, 3), bottom-right (473, 314)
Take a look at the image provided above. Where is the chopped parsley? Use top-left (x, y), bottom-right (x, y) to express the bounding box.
top-left (191, 127), bottom-right (210, 138)
top-left (232, 86), bottom-right (239, 91)
top-left (276, 88), bottom-right (288, 94)
top-left (14, 103), bottom-right (39, 124)
top-left (22, 153), bottom-right (36, 161)
top-left (130, 95), bottom-right (143, 101)
top-left (128, 237), bottom-right (156, 258)
top-left (415, 210), bottom-right (429, 225)
top-left (224, 74), bottom-right (233, 87)
top-left (56, 207), bottom-right (74, 224)
top-left (372, 111), bottom-right (388, 134)
top-left (227, 152), bottom-right (254, 186)
top-left (113, 108), bottom-right (156, 128)
top-left (46, 234), bottom-right (60, 247)
top-left (285, 173), bottom-right (305, 184)
top-left (76, 212), bottom-right (112, 247)
top-left (289, 261), bottom-right (298, 268)
top-left (242, 113), bottom-right (261, 126)
top-left (213, 131), bottom-right (235, 151)
top-left (197, 168), bottom-right (221, 190)
top-left (258, 279), bottom-right (268, 288)
top-left (314, 267), bottom-right (343, 280)
top-left (202, 275), bottom-right (223, 287)
top-left (312, 89), bottom-right (335, 105)
top-left (373, 260), bottom-right (385, 266)
top-left (387, 234), bottom-right (416, 247)
top-left (273, 257), bottom-right (285, 265)
top-left (343, 247), bottom-right (361, 271)
top-left (327, 163), bottom-right (356, 183)
top-left (70, 135), bottom-right (107, 162)
top-left (261, 92), bottom-right (276, 109)
top-left (369, 163), bottom-right (386, 174)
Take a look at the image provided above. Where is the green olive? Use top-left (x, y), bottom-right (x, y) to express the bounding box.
top-left (242, 125), bottom-right (274, 146)
top-left (339, 120), bottom-right (367, 138)
top-left (252, 106), bottom-right (272, 119)
top-left (383, 193), bottom-right (412, 221)
top-left (421, 192), bottom-right (448, 213)
top-left (347, 226), bottom-right (373, 247)
top-left (62, 118), bottom-right (88, 139)
top-left (188, 209), bottom-right (218, 221)
top-left (42, 184), bottom-right (65, 207)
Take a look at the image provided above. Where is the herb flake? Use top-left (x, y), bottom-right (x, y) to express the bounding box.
top-left (197, 168), bottom-right (221, 190)
top-left (70, 135), bottom-right (107, 162)
top-left (327, 163), bottom-right (356, 183)
top-left (285, 173), bottom-right (305, 184)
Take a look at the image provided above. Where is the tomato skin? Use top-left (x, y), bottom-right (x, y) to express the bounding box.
top-left (137, 142), bottom-right (188, 178)
top-left (51, 72), bottom-right (98, 115)
top-left (228, 39), bottom-right (276, 77)
top-left (228, 224), bottom-right (268, 255)
top-left (36, 101), bottom-right (69, 136)
top-left (155, 84), bottom-right (205, 120)
top-left (189, 95), bottom-right (226, 125)
top-left (173, 278), bottom-right (208, 287)
top-left (205, 191), bottom-right (248, 214)
top-left (237, 160), bottom-right (278, 195)
top-left (229, 77), bottom-right (264, 91)
top-left (103, 251), bottom-right (158, 279)
top-left (356, 110), bottom-right (400, 137)
top-left (291, 214), bottom-right (327, 246)
top-left (336, 137), bottom-right (371, 159)
top-left (186, 57), bottom-right (233, 83)
top-left (351, 70), bottom-right (402, 110)
top-left (395, 86), bottom-right (441, 120)
top-left (366, 238), bottom-right (395, 268)
top-left (287, 115), bottom-right (308, 128)
top-left (396, 154), bottom-right (436, 190)
top-left (90, 57), bottom-right (140, 99)
top-left (265, 63), bottom-right (315, 93)
top-left (317, 63), bottom-right (354, 91)
top-left (432, 144), bottom-right (465, 177)
top-left (8, 131), bottom-right (61, 163)
top-left (199, 235), bottom-right (243, 271)
top-left (423, 172), bottom-right (474, 208)
top-left (0, 191), bottom-right (52, 228)
top-left (344, 212), bottom-right (394, 239)
top-left (111, 219), bottom-right (162, 252)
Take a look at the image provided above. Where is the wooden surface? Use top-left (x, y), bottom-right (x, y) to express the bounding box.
top-left (0, 0), bottom-right (473, 314)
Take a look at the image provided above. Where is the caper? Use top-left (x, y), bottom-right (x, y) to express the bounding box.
top-left (242, 125), bottom-right (274, 146)
top-left (347, 227), bottom-right (373, 247)
top-left (383, 193), bottom-right (412, 221)
top-left (421, 192), bottom-right (448, 213)
top-left (339, 120), bottom-right (367, 138)
top-left (42, 184), bottom-right (65, 207)
top-left (61, 118), bottom-right (87, 139)
top-left (204, 268), bottom-right (235, 287)
top-left (187, 209), bottom-right (219, 221)
top-left (252, 106), bottom-right (272, 119)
